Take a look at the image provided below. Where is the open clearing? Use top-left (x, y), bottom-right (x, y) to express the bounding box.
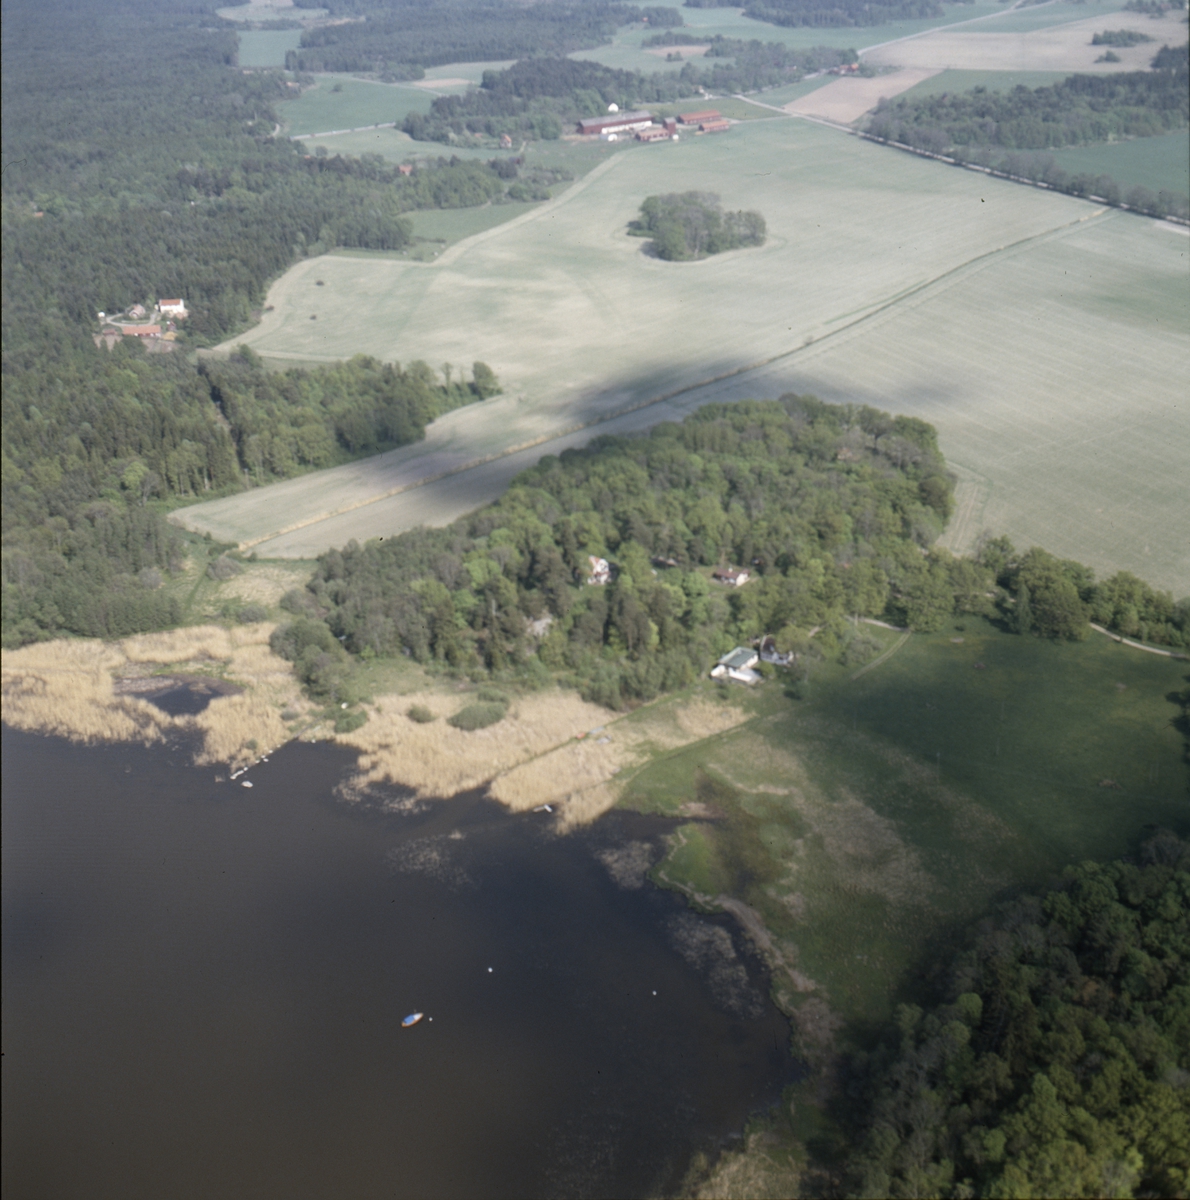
top-left (627, 615), bottom-right (1188, 1033)
top-left (237, 29), bottom-right (302, 68)
top-left (1051, 128), bottom-right (1190, 198)
top-left (186, 118), bottom-right (1190, 592)
top-left (784, 68), bottom-right (940, 122)
top-left (864, 7), bottom-right (1186, 72)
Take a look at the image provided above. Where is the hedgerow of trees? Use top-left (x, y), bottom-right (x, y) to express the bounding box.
top-left (683, 0), bottom-right (954, 27)
top-left (864, 49), bottom-right (1190, 218)
top-left (845, 833), bottom-right (1190, 1199)
top-left (629, 192), bottom-right (767, 260)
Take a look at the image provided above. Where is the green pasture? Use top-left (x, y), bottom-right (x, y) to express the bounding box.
top-left (626, 618), bottom-right (1188, 1028)
top-left (193, 117), bottom-right (1190, 590)
top-left (236, 29), bottom-right (301, 69)
top-left (405, 202), bottom-right (543, 248)
top-left (754, 75), bottom-right (839, 106)
top-left (1051, 129), bottom-right (1190, 198)
top-left (281, 77), bottom-right (433, 137)
top-left (901, 67), bottom-right (1071, 96)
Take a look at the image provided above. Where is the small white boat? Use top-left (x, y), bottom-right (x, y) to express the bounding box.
top-left (241, 781), bottom-right (253, 788)
top-left (401, 1012), bottom-right (424, 1028)
top-left (533, 804), bottom-right (553, 813)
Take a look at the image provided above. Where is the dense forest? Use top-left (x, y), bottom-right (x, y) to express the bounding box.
top-left (628, 192), bottom-right (767, 259)
top-left (684, 0), bottom-right (950, 26)
top-left (844, 833), bottom-right (1190, 1199)
top-left (269, 397), bottom-right (1187, 711)
top-left (1, 0), bottom-right (514, 646)
top-left (286, 0), bottom-right (680, 74)
top-left (865, 49), bottom-right (1190, 217)
top-left (403, 45), bottom-right (855, 143)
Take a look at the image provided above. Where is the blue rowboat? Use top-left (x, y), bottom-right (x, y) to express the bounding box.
top-left (401, 1012), bottom-right (424, 1028)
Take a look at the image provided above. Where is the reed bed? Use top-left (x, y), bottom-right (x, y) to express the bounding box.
top-left (339, 689), bottom-right (611, 802)
top-left (2, 624), bottom-right (305, 770)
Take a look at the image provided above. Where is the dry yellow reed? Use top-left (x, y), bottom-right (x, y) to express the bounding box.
top-left (1, 624), bottom-right (303, 770)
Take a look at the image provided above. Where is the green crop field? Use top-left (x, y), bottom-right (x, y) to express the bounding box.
top-left (1052, 129), bottom-right (1190, 199)
top-left (187, 117), bottom-right (1189, 592)
top-left (236, 29), bottom-right (301, 69)
top-left (281, 77), bottom-right (433, 137)
top-left (901, 67), bottom-right (1072, 96)
top-left (624, 616), bottom-right (1188, 1029)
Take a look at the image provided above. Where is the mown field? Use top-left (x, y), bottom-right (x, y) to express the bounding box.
top-left (623, 616), bottom-right (1189, 1034)
top-left (186, 116), bottom-right (1190, 591)
top-left (864, 4), bottom-right (1183, 72)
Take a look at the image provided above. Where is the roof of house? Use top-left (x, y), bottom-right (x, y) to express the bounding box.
top-left (719, 647), bottom-right (759, 670)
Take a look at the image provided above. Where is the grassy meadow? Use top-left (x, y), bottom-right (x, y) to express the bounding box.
top-left (622, 617), bottom-right (1189, 1035)
top-left (1051, 129), bottom-right (1190, 198)
top-left (236, 29), bottom-right (301, 69)
top-left (188, 117), bottom-right (1190, 592)
top-left (281, 76), bottom-right (433, 137)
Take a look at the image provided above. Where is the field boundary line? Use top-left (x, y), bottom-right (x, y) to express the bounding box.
top-left (850, 631), bottom-right (911, 680)
top-left (1089, 623), bottom-right (1183, 659)
top-left (230, 207), bottom-right (1117, 551)
top-left (857, 0), bottom-right (1042, 55)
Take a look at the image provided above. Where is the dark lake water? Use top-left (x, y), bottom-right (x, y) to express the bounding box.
top-left (2, 726), bottom-right (795, 1199)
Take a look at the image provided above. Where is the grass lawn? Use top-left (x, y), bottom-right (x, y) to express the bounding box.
top-left (1051, 129), bottom-right (1190, 198)
top-left (623, 617), bottom-right (1189, 1030)
top-left (236, 29), bottom-right (301, 69)
top-left (188, 117), bottom-right (1189, 591)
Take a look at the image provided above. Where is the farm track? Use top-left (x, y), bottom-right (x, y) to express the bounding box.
top-left (225, 205), bottom-right (1113, 555)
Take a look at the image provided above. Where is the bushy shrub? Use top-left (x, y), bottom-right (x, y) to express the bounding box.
top-left (334, 709), bottom-right (368, 733)
top-left (237, 604), bottom-right (268, 624)
top-left (448, 701), bottom-right (507, 730)
top-left (207, 555), bottom-right (242, 581)
top-left (476, 686), bottom-right (509, 704)
top-left (407, 704), bottom-right (436, 723)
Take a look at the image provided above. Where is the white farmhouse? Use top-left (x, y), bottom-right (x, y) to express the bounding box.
top-left (157, 299), bottom-right (188, 317)
top-left (710, 647), bottom-right (761, 685)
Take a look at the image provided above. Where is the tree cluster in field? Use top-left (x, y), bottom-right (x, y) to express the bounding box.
top-left (1124, 0), bottom-right (1187, 13)
top-left (682, 0), bottom-right (948, 26)
top-left (844, 833), bottom-right (1190, 1199)
top-left (1092, 28), bottom-right (1154, 46)
top-left (628, 192), bottom-right (767, 260)
top-left (2, 341), bottom-right (499, 647)
top-left (268, 398), bottom-right (1189, 711)
top-left (402, 45), bottom-right (856, 143)
top-left (284, 0), bottom-right (663, 74)
top-left (977, 537), bottom-right (1190, 648)
top-left (275, 398), bottom-right (972, 709)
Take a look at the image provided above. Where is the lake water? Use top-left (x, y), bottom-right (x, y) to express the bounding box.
top-left (2, 726), bottom-right (795, 1199)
